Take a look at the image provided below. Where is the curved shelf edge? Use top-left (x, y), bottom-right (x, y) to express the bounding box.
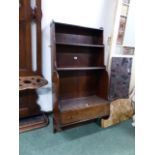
top-left (19, 75), bottom-right (48, 91)
top-left (57, 66), bottom-right (106, 71)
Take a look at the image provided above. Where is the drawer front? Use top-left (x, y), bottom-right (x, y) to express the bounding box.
top-left (60, 104), bottom-right (110, 125)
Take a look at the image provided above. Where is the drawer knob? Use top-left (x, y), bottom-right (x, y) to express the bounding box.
top-left (74, 56), bottom-right (78, 60)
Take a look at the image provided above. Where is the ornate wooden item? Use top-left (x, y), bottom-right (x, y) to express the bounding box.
top-left (19, 76), bottom-right (48, 91)
top-left (19, 0), bottom-right (48, 132)
top-left (51, 22), bottom-right (110, 132)
top-left (101, 99), bottom-right (134, 128)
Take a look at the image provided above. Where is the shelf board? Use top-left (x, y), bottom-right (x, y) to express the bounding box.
top-left (59, 95), bottom-right (109, 112)
top-left (54, 21), bottom-right (103, 31)
top-left (57, 66), bottom-right (105, 71)
top-left (56, 42), bottom-right (104, 48)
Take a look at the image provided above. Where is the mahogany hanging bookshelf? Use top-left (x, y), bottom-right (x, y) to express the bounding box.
top-left (51, 21), bottom-right (110, 132)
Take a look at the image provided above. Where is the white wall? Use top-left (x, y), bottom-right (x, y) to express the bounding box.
top-left (123, 0), bottom-right (135, 47)
top-left (122, 0), bottom-right (135, 93)
top-left (37, 0), bottom-right (135, 112)
top-left (37, 0), bottom-right (107, 111)
top-left (102, 0), bottom-right (119, 66)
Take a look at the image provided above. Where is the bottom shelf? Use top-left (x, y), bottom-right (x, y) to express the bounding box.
top-left (58, 95), bottom-right (110, 125)
top-left (59, 95), bottom-right (109, 112)
top-left (19, 114), bottom-right (49, 133)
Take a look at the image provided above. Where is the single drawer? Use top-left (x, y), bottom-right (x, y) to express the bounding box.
top-left (60, 103), bottom-right (110, 125)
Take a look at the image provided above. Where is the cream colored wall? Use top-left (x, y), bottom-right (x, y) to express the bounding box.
top-left (38, 0), bottom-right (107, 111)
top-left (102, 0), bottom-right (119, 66)
top-left (36, 0), bottom-right (135, 112)
top-left (123, 0), bottom-right (135, 47)
top-left (123, 0), bottom-right (135, 93)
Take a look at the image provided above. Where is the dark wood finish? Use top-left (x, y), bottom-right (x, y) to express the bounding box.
top-left (59, 96), bottom-right (109, 125)
top-left (19, 114), bottom-right (49, 133)
top-left (19, 0), bottom-right (48, 132)
top-left (51, 21), bottom-right (110, 132)
top-left (56, 46), bottom-right (104, 68)
top-left (58, 70), bottom-right (106, 100)
top-left (57, 67), bottom-right (105, 71)
top-left (56, 42), bottom-right (104, 48)
top-left (19, 0), bottom-right (32, 75)
top-left (19, 90), bottom-right (40, 118)
top-left (19, 0), bottom-right (42, 76)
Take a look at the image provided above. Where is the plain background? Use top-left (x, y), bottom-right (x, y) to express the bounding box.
top-left (40, 0), bottom-right (115, 111)
top-left (0, 0), bottom-right (155, 155)
top-left (39, 0), bottom-right (134, 111)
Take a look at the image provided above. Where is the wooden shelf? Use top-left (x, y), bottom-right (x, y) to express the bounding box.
top-left (54, 21), bottom-right (103, 31)
top-left (19, 75), bottom-right (48, 91)
top-left (51, 21), bottom-right (109, 132)
top-left (57, 66), bottom-right (105, 71)
top-left (59, 95), bottom-right (109, 112)
top-left (56, 42), bottom-right (104, 48)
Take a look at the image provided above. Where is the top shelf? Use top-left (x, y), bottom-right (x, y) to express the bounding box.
top-left (56, 42), bottom-right (104, 48)
top-left (53, 21), bottom-right (103, 33)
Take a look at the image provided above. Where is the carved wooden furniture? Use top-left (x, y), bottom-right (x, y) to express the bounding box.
top-left (101, 99), bottom-right (134, 128)
top-left (19, 76), bottom-right (47, 91)
top-left (19, 0), bottom-right (48, 132)
top-left (51, 22), bottom-right (110, 132)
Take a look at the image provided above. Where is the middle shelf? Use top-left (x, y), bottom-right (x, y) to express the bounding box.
top-left (57, 66), bottom-right (105, 71)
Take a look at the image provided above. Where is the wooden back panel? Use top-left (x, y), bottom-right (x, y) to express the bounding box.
top-left (56, 46), bottom-right (104, 68)
top-left (55, 22), bottom-right (103, 45)
top-left (51, 21), bottom-right (109, 101)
